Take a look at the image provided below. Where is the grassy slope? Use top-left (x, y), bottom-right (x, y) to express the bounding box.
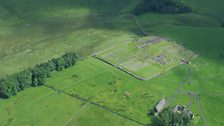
top-left (0, 87), bottom-right (84, 126)
top-left (0, 0), bottom-right (140, 78)
top-left (45, 58), bottom-right (200, 124)
top-left (45, 55), bottom-right (224, 126)
top-left (0, 82), bottom-right (140, 126)
top-left (182, 0), bottom-right (224, 21)
top-left (136, 1), bottom-right (224, 125)
top-left (0, 0), bottom-right (224, 126)
top-left (68, 104), bottom-right (141, 126)
top-left (0, 1), bottom-right (142, 126)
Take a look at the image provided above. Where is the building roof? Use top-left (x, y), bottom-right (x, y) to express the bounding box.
top-left (173, 105), bottom-right (179, 113)
top-left (173, 105), bottom-right (194, 119)
top-left (156, 98), bottom-right (167, 113)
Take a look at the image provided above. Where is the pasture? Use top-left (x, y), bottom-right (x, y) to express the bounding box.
top-left (1, 54), bottom-right (223, 125)
top-left (0, 81), bottom-right (140, 126)
top-left (47, 55), bottom-right (224, 126)
top-left (0, 0), bottom-right (224, 126)
top-left (0, 0), bottom-right (140, 78)
top-left (45, 58), bottom-right (203, 124)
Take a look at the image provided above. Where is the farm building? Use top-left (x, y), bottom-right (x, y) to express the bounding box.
top-left (173, 105), bottom-right (194, 119)
top-left (155, 98), bottom-right (167, 113)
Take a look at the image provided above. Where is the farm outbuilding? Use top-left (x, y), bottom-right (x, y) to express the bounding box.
top-left (155, 98), bottom-right (167, 113)
top-left (173, 105), bottom-right (194, 119)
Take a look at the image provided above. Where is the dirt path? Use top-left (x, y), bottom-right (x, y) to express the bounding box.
top-left (186, 92), bottom-right (208, 126)
top-left (169, 64), bottom-right (191, 103)
top-left (195, 94), bottom-right (208, 126)
top-left (168, 63), bottom-right (208, 126)
top-left (176, 65), bottom-right (191, 94)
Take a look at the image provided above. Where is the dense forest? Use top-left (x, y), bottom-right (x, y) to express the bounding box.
top-left (133, 0), bottom-right (192, 15)
top-left (0, 53), bottom-right (78, 99)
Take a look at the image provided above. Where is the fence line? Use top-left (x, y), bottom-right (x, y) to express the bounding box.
top-left (92, 55), bottom-right (146, 80)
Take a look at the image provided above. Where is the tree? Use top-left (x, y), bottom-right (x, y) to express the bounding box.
top-left (221, 23), bottom-right (224, 28)
top-left (32, 67), bottom-right (49, 86)
top-left (0, 79), bottom-right (10, 98)
top-left (51, 58), bottom-right (64, 71)
top-left (133, 0), bottom-right (192, 15)
top-left (62, 53), bottom-right (78, 68)
top-left (16, 69), bottom-right (33, 89)
top-left (0, 52), bottom-right (78, 99)
top-left (0, 76), bottom-right (20, 98)
top-left (37, 62), bottom-right (54, 72)
top-left (150, 107), bottom-right (193, 126)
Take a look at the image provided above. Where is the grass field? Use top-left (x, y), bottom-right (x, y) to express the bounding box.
top-left (137, 8), bottom-right (224, 126)
top-left (0, 0), bottom-right (224, 126)
top-left (0, 0), bottom-right (140, 78)
top-left (44, 58), bottom-right (202, 124)
top-left (1, 56), bottom-right (222, 125)
top-left (0, 81), bottom-right (141, 126)
top-left (95, 36), bottom-right (196, 79)
top-left (45, 56), bottom-right (223, 126)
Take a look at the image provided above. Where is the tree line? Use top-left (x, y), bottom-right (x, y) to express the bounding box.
top-left (0, 53), bottom-right (78, 99)
top-left (133, 0), bottom-right (192, 15)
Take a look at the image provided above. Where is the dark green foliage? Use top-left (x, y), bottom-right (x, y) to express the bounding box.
top-left (151, 107), bottom-right (192, 126)
top-left (62, 53), bottom-right (78, 68)
top-left (220, 47), bottom-right (224, 60)
top-left (147, 108), bottom-right (156, 116)
top-left (221, 23), bottom-right (224, 27)
top-left (0, 0), bottom-right (33, 19)
top-left (31, 67), bottom-right (48, 86)
top-left (0, 75), bottom-right (20, 98)
top-left (17, 69), bottom-right (33, 88)
top-left (0, 53), bottom-right (78, 99)
top-left (0, 79), bottom-right (12, 98)
top-left (133, 0), bottom-right (192, 15)
top-left (54, 57), bottom-right (66, 71)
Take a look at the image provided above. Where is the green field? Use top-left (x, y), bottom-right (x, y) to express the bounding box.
top-left (0, 0), bottom-right (140, 78)
top-left (95, 36), bottom-right (196, 79)
top-left (45, 58), bottom-right (201, 124)
top-left (0, 0), bottom-right (224, 126)
top-left (1, 56), bottom-right (223, 125)
top-left (0, 57), bottom-right (197, 125)
top-left (0, 81), bottom-right (141, 126)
